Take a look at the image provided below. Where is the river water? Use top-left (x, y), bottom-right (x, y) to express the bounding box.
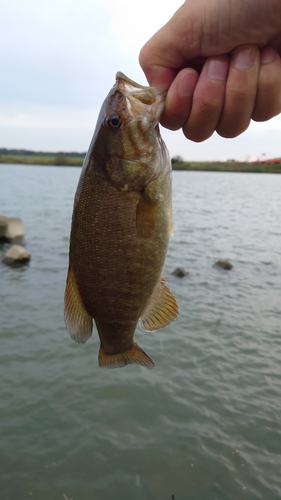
top-left (0, 164), bottom-right (280, 500)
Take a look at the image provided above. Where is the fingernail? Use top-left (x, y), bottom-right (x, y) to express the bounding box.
top-left (178, 73), bottom-right (196, 97)
top-left (233, 47), bottom-right (256, 69)
top-left (207, 59), bottom-right (228, 81)
top-left (178, 79), bottom-right (193, 97)
top-left (261, 47), bottom-right (275, 64)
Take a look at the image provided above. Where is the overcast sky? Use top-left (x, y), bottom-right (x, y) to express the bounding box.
top-left (1, 0), bottom-right (281, 161)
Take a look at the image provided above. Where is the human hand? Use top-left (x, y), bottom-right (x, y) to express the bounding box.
top-left (139, 0), bottom-right (281, 141)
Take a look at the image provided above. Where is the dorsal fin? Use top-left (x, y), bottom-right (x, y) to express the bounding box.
top-left (140, 278), bottom-right (179, 332)
top-left (64, 265), bottom-right (93, 343)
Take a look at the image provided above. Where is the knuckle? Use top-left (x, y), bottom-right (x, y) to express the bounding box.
top-left (216, 121), bottom-right (249, 139)
top-left (196, 95), bottom-right (222, 114)
top-left (183, 124), bottom-right (213, 142)
top-left (226, 86), bottom-right (249, 102)
top-left (160, 111), bottom-right (188, 131)
top-left (252, 106), bottom-right (279, 122)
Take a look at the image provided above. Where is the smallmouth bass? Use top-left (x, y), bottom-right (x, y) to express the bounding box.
top-left (64, 72), bottom-right (179, 369)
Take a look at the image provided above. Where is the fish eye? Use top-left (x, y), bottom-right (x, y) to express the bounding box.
top-left (106, 112), bottom-right (122, 130)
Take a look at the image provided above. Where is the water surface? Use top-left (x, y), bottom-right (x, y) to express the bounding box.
top-left (0, 165), bottom-right (280, 500)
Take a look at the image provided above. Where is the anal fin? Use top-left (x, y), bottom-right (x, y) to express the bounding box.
top-left (64, 265), bottom-right (93, 343)
top-left (99, 342), bottom-right (154, 369)
top-left (140, 278), bottom-right (179, 332)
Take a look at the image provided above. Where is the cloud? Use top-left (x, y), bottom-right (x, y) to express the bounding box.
top-left (1, 0), bottom-right (281, 159)
top-left (0, 103), bottom-right (97, 131)
top-left (102, 0), bottom-right (183, 56)
top-left (161, 117), bottom-right (281, 162)
top-left (0, 105), bottom-right (94, 151)
top-left (1, 0), bottom-right (138, 108)
top-left (250, 115), bottom-right (281, 131)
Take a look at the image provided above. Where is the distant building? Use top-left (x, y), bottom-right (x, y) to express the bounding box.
top-left (254, 157), bottom-right (281, 165)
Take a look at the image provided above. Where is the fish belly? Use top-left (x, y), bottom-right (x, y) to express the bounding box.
top-left (71, 171), bottom-right (170, 355)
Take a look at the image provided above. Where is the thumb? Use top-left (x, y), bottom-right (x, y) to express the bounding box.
top-left (139, 0), bottom-right (252, 91)
top-left (139, 15), bottom-right (187, 91)
top-left (139, 0), bottom-right (214, 92)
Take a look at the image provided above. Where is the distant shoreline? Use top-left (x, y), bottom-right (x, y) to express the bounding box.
top-left (171, 161), bottom-right (281, 173)
top-left (1, 149), bottom-right (281, 173)
top-left (0, 149), bottom-right (85, 167)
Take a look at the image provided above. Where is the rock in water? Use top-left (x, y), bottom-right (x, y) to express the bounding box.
top-left (5, 217), bottom-right (25, 244)
top-left (2, 245), bottom-right (30, 266)
top-left (0, 215), bottom-right (8, 242)
top-left (215, 259), bottom-right (233, 270)
top-left (171, 267), bottom-right (189, 277)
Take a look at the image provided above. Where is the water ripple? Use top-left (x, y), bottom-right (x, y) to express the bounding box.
top-left (1, 167), bottom-right (281, 499)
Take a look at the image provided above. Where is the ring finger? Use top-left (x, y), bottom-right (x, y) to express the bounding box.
top-left (217, 44), bottom-right (260, 137)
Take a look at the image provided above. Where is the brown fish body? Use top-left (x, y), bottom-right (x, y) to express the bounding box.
top-left (64, 72), bottom-right (178, 368)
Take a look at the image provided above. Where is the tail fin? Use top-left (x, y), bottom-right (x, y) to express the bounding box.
top-left (98, 342), bottom-right (154, 369)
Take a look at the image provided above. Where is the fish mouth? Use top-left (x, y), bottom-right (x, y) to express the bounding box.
top-left (115, 71), bottom-right (166, 122)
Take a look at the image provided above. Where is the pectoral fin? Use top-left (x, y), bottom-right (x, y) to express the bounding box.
top-left (99, 343), bottom-right (154, 369)
top-left (64, 265), bottom-right (93, 343)
top-left (140, 278), bottom-right (179, 332)
top-left (136, 192), bottom-right (159, 238)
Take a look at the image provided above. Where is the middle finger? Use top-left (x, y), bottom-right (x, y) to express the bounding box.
top-left (182, 55), bottom-right (229, 142)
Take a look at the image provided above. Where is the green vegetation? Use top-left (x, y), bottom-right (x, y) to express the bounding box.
top-left (1, 149), bottom-right (281, 173)
top-left (0, 149), bottom-right (85, 166)
top-left (171, 158), bottom-right (281, 173)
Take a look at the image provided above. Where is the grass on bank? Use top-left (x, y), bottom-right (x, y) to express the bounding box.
top-left (1, 149), bottom-right (281, 173)
top-left (171, 160), bottom-right (281, 173)
top-left (0, 151), bottom-right (84, 166)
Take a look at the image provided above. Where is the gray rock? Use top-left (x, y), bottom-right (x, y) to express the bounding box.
top-left (2, 244), bottom-right (31, 266)
top-left (0, 215), bottom-right (9, 241)
top-left (171, 267), bottom-right (189, 277)
top-left (4, 217), bottom-right (25, 244)
top-left (215, 259), bottom-right (233, 270)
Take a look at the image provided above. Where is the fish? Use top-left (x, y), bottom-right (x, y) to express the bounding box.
top-left (64, 72), bottom-right (179, 369)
